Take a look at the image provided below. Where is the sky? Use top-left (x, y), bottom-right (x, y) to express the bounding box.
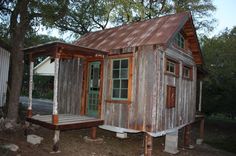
top-left (39, 0), bottom-right (236, 40)
top-left (211, 0), bottom-right (236, 36)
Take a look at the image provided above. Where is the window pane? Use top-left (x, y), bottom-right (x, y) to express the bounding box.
top-left (113, 69), bottom-right (119, 78)
top-left (121, 80), bottom-right (128, 88)
top-left (169, 64), bottom-right (175, 73)
top-left (113, 60), bottom-right (120, 69)
top-left (167, 61), bottom-right (175, 74)
top-left (121, 69), bottom-right (128, 78)
top-left (113, 80), bottom-right (120, 88)
top-left (113, 89), bottom-right (120, 98)
top-left (112, 58), bottom-right (129, 100)
top-left (183, 67), bottom-right (190, 78)
top-left (121, 89), bottom-right (128, 98)
top-left (121, 59), bottom-right (128, 68)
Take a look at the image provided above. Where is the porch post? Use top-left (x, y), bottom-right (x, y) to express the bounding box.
top-left (144, 133), bottom-right (153, 156)
top-left (52, 130), bottom-right (60, 153)
top-left (198, 81), bottom-right (203, 112)
top-left (27, 60), bottom-right (34, 117)
top-left (52, 57), bottom-right (59, 124)
top-left (90, 127), bottom-right (97, 139)
top-left (200, 118), bottom-right (205, 139)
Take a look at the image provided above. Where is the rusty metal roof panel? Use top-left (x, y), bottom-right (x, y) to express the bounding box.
top-left (75, 12), bottom-right (190, 51)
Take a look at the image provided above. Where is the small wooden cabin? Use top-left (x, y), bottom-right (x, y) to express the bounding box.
top-left (0, 41), bottom-right (10, 108)
top-left (24, 12), bottom-right (204, 155)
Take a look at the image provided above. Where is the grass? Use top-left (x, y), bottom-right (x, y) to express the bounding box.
top-left (204, 117), bottom-right (236, 154)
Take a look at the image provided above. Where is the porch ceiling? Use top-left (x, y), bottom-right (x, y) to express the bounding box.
top-left (23, 41), bottom-right (109, 59)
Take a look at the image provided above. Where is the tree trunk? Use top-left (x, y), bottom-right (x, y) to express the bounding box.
top-left (7, 41), bottom-right (24, 121)
top-left (6, 0), bottom-right (29, 123)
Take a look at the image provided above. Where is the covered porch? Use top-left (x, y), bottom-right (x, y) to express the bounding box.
top-left (23, 41), bottom-right (108, 152)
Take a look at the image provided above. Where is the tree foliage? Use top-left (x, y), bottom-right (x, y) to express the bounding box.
top-left (0, 0), bottom-right (217, 122)
top-left (0, 0), bottom-right (68, 122)
top-left (54, 0), bottom-right (216, 36)
top-left (202, 27), bottom-right (236, 118)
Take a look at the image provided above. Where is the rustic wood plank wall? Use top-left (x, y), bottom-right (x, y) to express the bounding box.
top-left (58, 58), bottom-right (84, 115)
top-left (102, 55), bottom-right (130, 128)
top-left (131, 45), bottom-right (159, 131)
top-left (0, 47), bottom-right (10, 107)
top-left (155, 47), bottom-right (196, 132)
top-left (102, 44), bottom-right (197, 133)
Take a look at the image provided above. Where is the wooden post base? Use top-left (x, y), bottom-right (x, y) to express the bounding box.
top-left (183, 124), bottom-right (192, 148)
top-left (199, 118), bottom-right (205, 140)
top-left (144, 133), bottom-right (153, 156)
top-left (27, 109), bottom-right (32, 118)
top-left (52, 114), bottom-right (58, 124)
top-left (90, 127), bottom-right (97, 139)
top-left (52, 130), bottom-right (60, 153)
top-left (24, 121), bottom-right (30, 136)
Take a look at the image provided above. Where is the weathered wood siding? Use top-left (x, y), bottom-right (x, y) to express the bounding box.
top-left (156, 47), bottom-right (196, 132)
top-left (130, 46), bottom-right (159, 131)
top-left (0, 47), bottom-right (10, 107)
top-left (102, 56), bottom-right (130, 128)
top-left (102, 45), bottom-right (197, 133)
top-left (58, 58), bottom-right (84, 115)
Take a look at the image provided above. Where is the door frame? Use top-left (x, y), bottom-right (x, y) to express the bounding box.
top-left (80, 57), bottom-right (104, 118)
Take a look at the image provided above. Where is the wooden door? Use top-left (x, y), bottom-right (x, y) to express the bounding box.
top-left (86, 61), bottom-right (101, 117)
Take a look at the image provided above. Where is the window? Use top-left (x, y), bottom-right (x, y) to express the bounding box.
top-left (182, 65), bottom-right (192, 80)
top-left (183, 66), bottom-right (190, 78)
top-left (166, 85), bottom-right (176, 108)
top-left (175, 32), bottom-right (185, 49)
top-left (112, 59), bottom-right (129, 100)
top-left (166, 59), bottom-right (179, 76)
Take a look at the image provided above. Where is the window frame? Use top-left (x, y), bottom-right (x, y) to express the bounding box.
top-left (182, 65), bottom-right (193, 80)
top-left (166, 85), bottom-right (176, 109)
top-left (174, 32), bottom-right (185, 49)
top-left (111, 58), bottom-right (129, 100)
top-left (165, 58), bottom-right (179, 77)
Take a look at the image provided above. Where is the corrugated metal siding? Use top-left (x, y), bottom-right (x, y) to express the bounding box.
top-left (0, 47), bottom-right (10, 107)
top-left (58, 58), bottom-right (84, 115)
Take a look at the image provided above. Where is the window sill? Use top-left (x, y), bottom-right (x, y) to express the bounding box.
top-left (106, 100), bottom-right (131, 104)
top-left (165, 72), bottom-right (179, 78)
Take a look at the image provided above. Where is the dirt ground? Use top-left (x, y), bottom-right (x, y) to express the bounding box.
top-left (0, 124), bottom-right (235, 156)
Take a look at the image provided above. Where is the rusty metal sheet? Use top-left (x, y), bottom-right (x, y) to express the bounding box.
top-left (0, 47), bottom-right (10, 107)
top-left (75, 12), bottom-right (190, 51)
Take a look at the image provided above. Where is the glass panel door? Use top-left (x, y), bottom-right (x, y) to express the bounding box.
top-left (87, 61), bottom-right (100, 117)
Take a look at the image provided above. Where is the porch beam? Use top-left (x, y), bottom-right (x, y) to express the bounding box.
top-left (52, 57), bottom-right (59, 124)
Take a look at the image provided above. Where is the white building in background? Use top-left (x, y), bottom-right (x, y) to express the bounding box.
top-left (33, 57), bottom-right (54, 76)
top-left (0, 42), bottom-right (10, 107)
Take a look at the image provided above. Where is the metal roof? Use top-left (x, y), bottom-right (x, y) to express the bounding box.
top-left (75, 12), bottom-right (191, 51)
top-left (23, 41), bottom-right (108, 58)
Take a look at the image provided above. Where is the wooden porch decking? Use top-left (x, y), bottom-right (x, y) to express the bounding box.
top-left (26, 114), bottom-right (104, 130)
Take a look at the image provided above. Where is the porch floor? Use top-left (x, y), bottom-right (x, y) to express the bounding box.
top-left (26, 114), bottom-right (104, 130)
